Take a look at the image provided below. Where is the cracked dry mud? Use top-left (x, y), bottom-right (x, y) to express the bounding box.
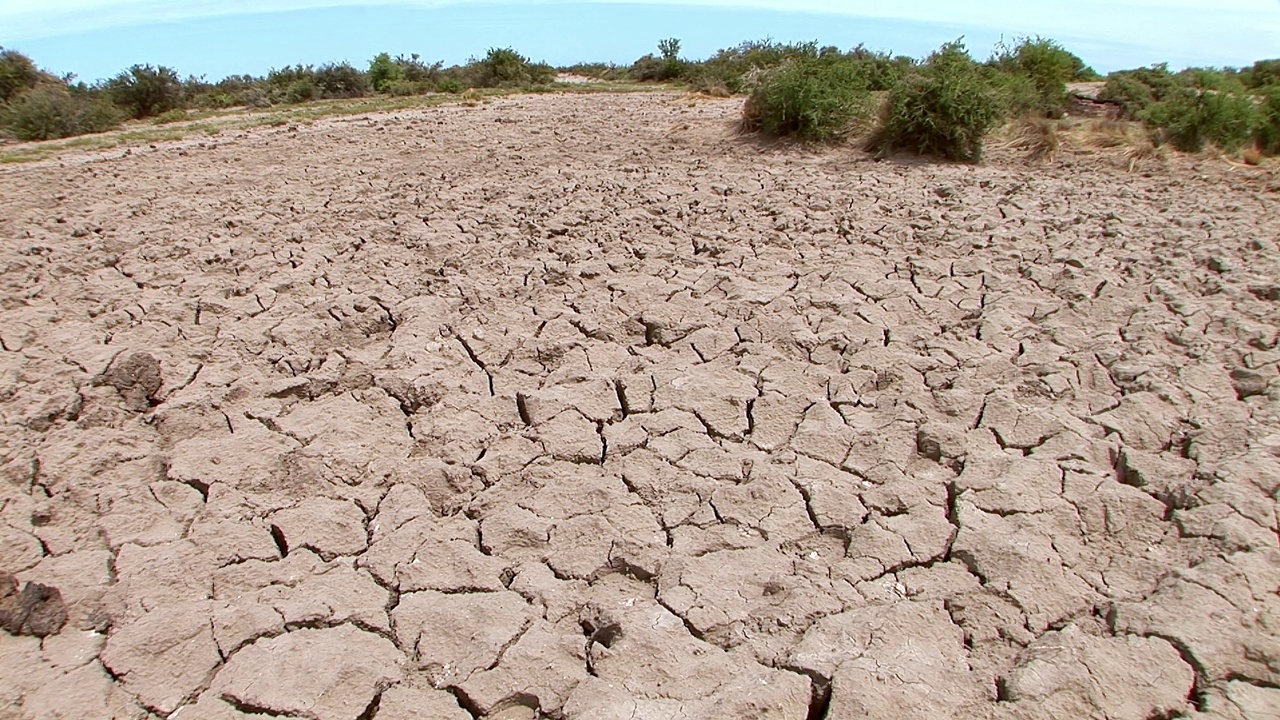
top-left (0, 92), bottom-right (1278, 720)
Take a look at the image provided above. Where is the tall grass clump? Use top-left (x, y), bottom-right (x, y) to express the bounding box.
top-left (2, 84), bottom-right (123, 140)
top-left (873, 41), bottom-right (1004, 162)
top-left (741, 57), bottom-right (876, 141)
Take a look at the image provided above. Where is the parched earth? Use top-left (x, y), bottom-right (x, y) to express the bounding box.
top-left (0, 92), bottom-right (1278, 720)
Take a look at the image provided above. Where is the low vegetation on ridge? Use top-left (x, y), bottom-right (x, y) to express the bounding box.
top-left (1, 37), bottom-right (1277, 164)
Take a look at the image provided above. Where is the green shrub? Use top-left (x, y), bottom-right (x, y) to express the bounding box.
top-left (1099, 64), bottom-right (1178, 119)
top-left (681, 39), bottom-right (823, 94)
top-left (152, 107), bottom-right (188, 124)
top-left (847, 45), bottom-right (915, 92)
top-left (369, 53), bottom-right (402, 93)
top-left (873, 41), bottom-right (1004, 162)
top-left (396, 54), bottom-right (443, 86)
top-left (560, 62), bottom-right (626, 81)
top-left (240, 87), bottom-right (271, 108)
top-left (188, 74), bottom-right (263, 108)
top-left (0, 48), bottom-right (44, 103)
top-left (2, 84), bottom-right (123, 140)
top-left (1176, 67), bottom-right (1247, 93)
top-left (630, 55), bottom-right (671, 82)
top-left (384, 79), bottom-right (428, 96)
top-left (1242, 59), bottom-right (1280, 89)
top-left (742, 57), bottom-right (876, 141)
top-left (437, 78), bottom-right (464, 94)
top-left (106, 64), bottom-right (183, 118)
top-left (314, 62), bottom-right (369, 98)
top-left (1255, 86), bottom-right (1280, 154)
top-left (468, 47), bottom-right (554, 88)
top-left (987, 69), bottom-right (1041, 116)
top-left (267, 65), bottom-right (312, 95)
top-left (631, 38), bottom-right (693, 83)
top-left (285, 78), bottom-right (318, 104)
top-left (988, 37), bottom-right (1080, 116)
top-left (1142, 88), bottom-right (1259, 152)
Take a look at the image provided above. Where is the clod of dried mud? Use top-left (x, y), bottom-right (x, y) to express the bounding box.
top-left (1, 92), bottom-right (1278, 720)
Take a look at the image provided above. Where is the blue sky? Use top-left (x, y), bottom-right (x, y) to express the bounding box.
top-left (1, 1), bottom-right (1277, 83)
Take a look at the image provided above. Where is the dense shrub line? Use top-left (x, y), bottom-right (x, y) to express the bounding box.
top-left (1, 40), bottom-right (1278, 161)
top-left (740, 38), bottom-right (1279, 163)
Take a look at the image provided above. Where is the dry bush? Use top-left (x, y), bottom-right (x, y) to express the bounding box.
top-left (1078, 118), bottom-right (1135, 148)
top-left (1123, 136), bottom-right (1167, 171)
top-left (1004, 116), bottom-right (1060, 162)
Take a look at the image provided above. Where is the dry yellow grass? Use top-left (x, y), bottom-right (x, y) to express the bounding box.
top-left (1002, 116), bottom-right (1060, 163)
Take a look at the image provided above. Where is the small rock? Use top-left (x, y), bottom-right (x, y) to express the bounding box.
top-left (1249, 284), bottom-right (1280, 301)
top-left (1231, 368), bottom-right (1270, 399)
top-left (916, 423), bottom-right (966, 467)
top-left (97, 352), bottom-right (162, 412)
top-left (0, 570), bottom-right (68, 637)
top-left (1111, 363), bottom-right (1150, 384)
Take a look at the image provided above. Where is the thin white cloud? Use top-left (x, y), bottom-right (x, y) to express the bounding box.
top-left (3, 0), bottom-right (1278, 52)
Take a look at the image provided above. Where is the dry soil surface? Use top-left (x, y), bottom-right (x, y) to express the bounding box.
top-left (1, 92), bottom-right (1278, 720)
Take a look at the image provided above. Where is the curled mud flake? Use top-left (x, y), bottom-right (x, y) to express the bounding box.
top-left (96, 352), bottom-right (162, 412)
top-left (0, 570), bottom-right (68, 637)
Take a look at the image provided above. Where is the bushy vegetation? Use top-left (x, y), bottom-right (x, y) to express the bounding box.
top-left (0, 37), bottom-right (1277, 165)
top-left (1099, 64), bottom-right (1180, 119)
top-left (107, 64), bottom-right (183, 118)
top-left (1142, 88), bottom-right (1259, 152)
top-left (0, 48), bottom-right (44, 103)
top-left (987, 37), bottom-right (1092, 117)
top-left (1242, 59), bottom-right (1280, 89)
top-left (1256, 87), bottom-right (1280, 154)
top-left (314, 62), bottom-right (369, 99)
top-left (464, 47), bottom-right (555, 88)
top-left (678, 40), bottom-right (913, 96)
top-left (873, 41), bottom-right (1005, 162)
top-left (631, 38), bottom-right (688, 83)
top-left (559, 62), bottom-right (628, 81)
top-left (741, 57), bottom-right (877, 141)
top-left (368, 53), bottom-right (401, 93)
top-left (1093, 59), bottom-right (1278, 153)
top-left (2, 83), bottom-right (122, 140)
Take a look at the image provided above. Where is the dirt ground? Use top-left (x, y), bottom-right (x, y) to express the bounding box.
top-left (0, 91), bottom-right (1278, 720)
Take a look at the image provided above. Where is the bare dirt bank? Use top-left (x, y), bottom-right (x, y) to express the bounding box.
top-left (1, 92), bottom-right (1278, 720)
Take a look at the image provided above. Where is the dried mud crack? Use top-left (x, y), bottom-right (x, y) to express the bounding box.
top-left (1, 92), bottom-right (1279, 719)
